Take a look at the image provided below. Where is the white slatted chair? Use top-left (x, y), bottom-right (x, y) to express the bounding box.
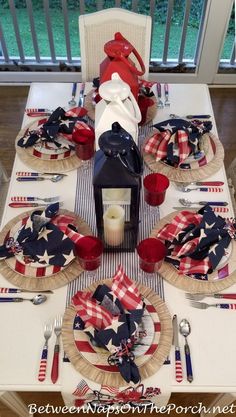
top-left (79, 8), bottom-right (152, 82)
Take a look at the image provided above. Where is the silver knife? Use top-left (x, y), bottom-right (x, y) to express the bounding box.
top-left (172, 314), bottom-right (183, 383)
top-left (173, 206), bottom-right (229, 213)
top-left (78, 82), bottom-right (85, 107)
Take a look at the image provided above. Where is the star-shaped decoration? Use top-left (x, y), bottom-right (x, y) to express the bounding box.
top-left (205, 221), bottom-right (216, 229)
top-left (209, 243), bottom-right (218, 256)
top-left (106, 338), bottom-right (116, 353)
top-left (38, 228), bottom-right (54, 242)
top-left (36, 249), bottom-right (55, 264)
top-left (75, 322), bottom-right (81, 329)
top-left (105, 319), bottom-right (124, 334)
top-left (60, 119), bottom-right (74, 128)
top-left (199, 228), bottom-right (207, 240)
top-left (160, 123), bottom-right (176, 132)
top-left (62, 249), bottom-right (75, 265)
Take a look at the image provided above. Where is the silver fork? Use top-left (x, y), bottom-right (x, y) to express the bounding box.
top-left (164, 83), bottom-right (170, 106)
top-left (156, 83), bottom-right (164, 108)
top-left (190, 301), bottom-right (236, 310)
top-left (51, 315), bottom-right (63, 384)
top-left (38, 323), bottom-right (53, 382)
top-left (11, 196), bottom-right (60, 203)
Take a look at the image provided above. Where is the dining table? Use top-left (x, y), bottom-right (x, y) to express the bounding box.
top-left (0, 82), bottom-right (236, 417)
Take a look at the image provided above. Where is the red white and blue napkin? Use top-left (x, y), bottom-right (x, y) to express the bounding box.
top-left (0, 203), bottom-right (84, 267)
top-left (144, 118), bottom-right (212, 167)
top-left (17, 106), bottom-right (90, 150)
top-left (72, 265), bottom-right (144, 384)
top-left (156, 205), bottom-right (232, 279)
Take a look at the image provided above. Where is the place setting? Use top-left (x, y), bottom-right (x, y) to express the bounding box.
top-left (0, 202), bottom-right (92, 291)
top-left (61, 264), bottom-right (173, 409)
top-left (142, 116), bottom-right (224, 183)
top-left (15, 103), bottom-right (95, 173)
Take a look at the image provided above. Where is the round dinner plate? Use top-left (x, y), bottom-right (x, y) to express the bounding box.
top-left (143, 132), bottom-right (224, 183)
top-left (62, 279), bottom-right (172, 388)
top-left (15, 119), bottom-right (83, 173)
top-left (0, 209), bottom-right (92, 291)
top-left (151, 211), bottom-right (236, 294)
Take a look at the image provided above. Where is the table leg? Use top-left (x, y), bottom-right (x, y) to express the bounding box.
top-left (200, 393), bottom-right (236, 417)
top-left (0, 391), bottom-right (33, 417)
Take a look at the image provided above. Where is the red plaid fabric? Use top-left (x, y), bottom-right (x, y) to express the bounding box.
top-left (65, 107), bottom-right (87, 118)
top-left (156, 211), bottom-right (202, 243)
top-left (111, 265), bottom-right (143, 310)
top-left (144, 128), bottom-right (191, 166)
top-left (172, 237), bottom-right (200, 257)
top-left (179, 256), bottom-right (211, 275)
top-left (144, 131), bottom-right (171, 159)
top-left (72, 291), bottom-right (113, 330)
top-left (51, 214), bottom-right (77, 233)
top-left (176, 130), bottom-right (191, 164)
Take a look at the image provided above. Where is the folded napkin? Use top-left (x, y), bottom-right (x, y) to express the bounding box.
top-left (72, 265), bottom-right (144, 384)
top-left (0, 203), bottom-right (84, 267)
top-left (17, 106), bottom-right (88, 149)
top-left (155, 205), bottom-right (232, 278)
top-left (144, 118), bottom-right (212, 167)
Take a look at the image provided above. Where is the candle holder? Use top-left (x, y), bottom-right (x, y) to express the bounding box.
top-left (136, 237), bottom-right (166, 279)
top-left (72, 126), bottom-right (95, 172)
top-left (75, 235), bottom-right (103, 278)
top-left (93, 122), bottom-right (143, 252)
top-left (143, 173), bottom-right (169, 217)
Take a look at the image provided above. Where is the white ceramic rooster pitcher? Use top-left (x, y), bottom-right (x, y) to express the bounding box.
top-left (95, 72), bottom-right (141, 149)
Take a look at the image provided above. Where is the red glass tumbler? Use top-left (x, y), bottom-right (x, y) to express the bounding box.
top-left (136, 238), bottom-right (167, 273)
top-left (143, 173), bottom-right (169, 206)
top-left (75, 236), bottom-right (103, 271)
top-left (72, 129), bottom-right (95, 161)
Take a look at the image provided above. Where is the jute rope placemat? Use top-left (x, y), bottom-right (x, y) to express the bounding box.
top-left (151, 211), bottom-right (236, 294)
top-left (143, 132), bottom-right (224, 183)
top-left (84, 89), bottom-right (157, 126)
top-left (15, 120), bottom-right (83, 173)
top-left (0, 209), bottom-right (92, 291)
top-left (62, 279), bottom-right (172, 388)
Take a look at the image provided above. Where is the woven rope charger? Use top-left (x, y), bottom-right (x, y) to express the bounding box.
top-left (62, 279), bottom-right (172, 388)
top-left (143, 132), bottom-right (224, 183)
top-left (0, 209), bottom-right (92, 291)
top-left (84, 89), bottom-right (157, 125)
top-left (151, 211), bottom-right (236, 293)
top-left (15, 120), bottom-right (83, 173)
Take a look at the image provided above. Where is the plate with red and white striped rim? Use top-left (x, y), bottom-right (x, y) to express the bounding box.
top-left (0, 209), bottom-right (92, 290)
top-left (15, 119), bottom-right (82, 173)
top-left (151, 211), bottom-right (236, 294)
top-left (143, 132), bottom-right (224, 183)
top-left (62, 279), bottom-right (172, 387)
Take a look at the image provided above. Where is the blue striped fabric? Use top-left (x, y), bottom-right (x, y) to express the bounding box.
top-left (66, 123), bottom-right (164, 305)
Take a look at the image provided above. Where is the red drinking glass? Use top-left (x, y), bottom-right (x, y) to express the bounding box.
top-left (72, 129), bottom-right (95, 161)
top-left (143, 173), bottom-right (169, 206)
top-left (136, 238), bottom-right (167, 273)
top-left (75, 236), bottom-right (103, 271)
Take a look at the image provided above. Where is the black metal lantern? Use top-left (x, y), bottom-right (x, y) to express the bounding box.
top-left (93, 122), bottom-right (143, 252)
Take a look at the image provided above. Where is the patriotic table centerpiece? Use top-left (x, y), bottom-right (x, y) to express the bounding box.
top-left (155, 205), bottom-right (234, 280)
top-left (144, 118), bottom-right (212, 168)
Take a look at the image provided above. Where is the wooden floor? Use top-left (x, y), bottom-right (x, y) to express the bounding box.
top-left (0, 86), bottom-right (235, 417)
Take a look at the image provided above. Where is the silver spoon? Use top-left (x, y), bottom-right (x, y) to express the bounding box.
top-left (179, 318), bottom-right (193, 383)
top-left (179, 198), bottom-right (228, 207)
top-left (17, 174), bottom-right (64, 183)
top-left (0, 294), bottom-right (47, 305)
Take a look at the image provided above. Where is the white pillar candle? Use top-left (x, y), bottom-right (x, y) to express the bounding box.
top-left (103, 205), bottom-right (125, 246)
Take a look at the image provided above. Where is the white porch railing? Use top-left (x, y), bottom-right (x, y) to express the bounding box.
top-left (0, 0), bottom-right (235, 84)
